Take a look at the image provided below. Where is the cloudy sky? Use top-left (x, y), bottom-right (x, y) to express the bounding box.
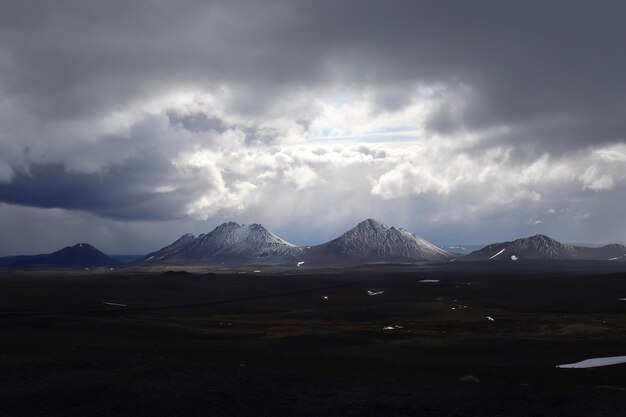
top-left (1, 0), bottom-right (626, 255)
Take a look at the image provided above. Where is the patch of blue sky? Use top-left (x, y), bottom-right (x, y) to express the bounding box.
top-left (310, 127), bottom-right (421, 143)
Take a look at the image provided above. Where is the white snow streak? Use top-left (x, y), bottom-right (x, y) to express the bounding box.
top-left (102, 301), bottom-right (127, 307)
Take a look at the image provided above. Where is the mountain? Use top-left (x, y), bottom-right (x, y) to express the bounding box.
top-left (140, 222), bottom-right (302, 265)
top-left (464, 235), bottom-right (575, 261)
top-left (33, 243), bottom-right (121, 268)
top-left (464, 235), bottom-right (626, 261)
top-left (300, 219), bottom-right (454, 266)
top-left (573, 243), bottom-right (626, 261)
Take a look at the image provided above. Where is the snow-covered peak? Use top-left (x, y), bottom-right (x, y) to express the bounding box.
top-left (355, 218), bottom-right (389, 231)
top-left (212, 221), bottom-right (242, 232)
top-left (197, 222), bottom-right (296, 247)
top-left (71, 243), bottom-right (97, 251)
top-left (172, 233), bottom-right (195, 246)
top-left (141, 221), bottom-right (301, 265)
top-left (303, 219), bottom-right (453, 264)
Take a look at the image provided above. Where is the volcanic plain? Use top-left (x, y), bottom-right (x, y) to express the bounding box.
top-left (2, 261), bottom-right (626, 416)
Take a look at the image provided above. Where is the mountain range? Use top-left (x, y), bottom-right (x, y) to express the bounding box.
top-left (2, 219), bottom-right (625, 268)
top-left (138, 219), bottom-right (454, 266)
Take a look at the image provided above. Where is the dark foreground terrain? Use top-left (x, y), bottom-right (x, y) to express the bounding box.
top-left (2, 261), bottom-right (626, 416)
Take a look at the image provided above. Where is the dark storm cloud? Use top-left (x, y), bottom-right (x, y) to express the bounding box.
top-left (0, 162), bottom-right (194, 220)
top-left (1, 0), bottom-right (625, 150)
top-left (168, 112), bottom-right (228, 134)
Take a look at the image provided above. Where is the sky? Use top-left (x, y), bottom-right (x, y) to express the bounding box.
top-left (1, 0), bottom-right (626, 255)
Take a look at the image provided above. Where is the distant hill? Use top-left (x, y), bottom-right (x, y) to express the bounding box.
top-left (300, 219), bottom-right (454, 266)
top-left (573, 243), bottom-right (626, 261)
top-left (110, 254), bottom-right (145, 263)
top-left (33, 243), bottom-right (121, 268)
top-left (0, 254), bottom-right (48, 267)
top-left (441, 245), bottom-right (485, 255)
top-left (465, 235), bottom-right (626, 262)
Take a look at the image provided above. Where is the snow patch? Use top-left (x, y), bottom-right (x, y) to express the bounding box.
top-left (486, 316), bottom-right (495, 321)
top-left (510, 255), bottom-right (518, 261)
top-left (556, 356), bottom-right (626, 368)
top-left (367, 290), bottom-right (384, 296)
top-left (419, 279), bottom-right (440, 283)
top-left (382, 325), bottom-right (403, 330)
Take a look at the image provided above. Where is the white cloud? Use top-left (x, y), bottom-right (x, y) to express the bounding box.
top-left (580, 166), bottom-right (614, 191)
top-left (283, 166), bottom-right (319, 190)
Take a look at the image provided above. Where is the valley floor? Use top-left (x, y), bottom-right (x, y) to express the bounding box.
top-left (2, 262), bottom-right (626, 416)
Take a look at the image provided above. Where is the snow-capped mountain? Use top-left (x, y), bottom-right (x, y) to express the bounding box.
top-left (464, 235), bottom-right (626, 261)
top-left (141, 222), bottom-right (302, 265)
top-left (34, 243), bottom-right (121, 268)
top-left (300, 219), bottom-right (454, 266)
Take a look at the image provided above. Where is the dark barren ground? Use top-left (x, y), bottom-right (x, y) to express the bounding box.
top-left (2, 262), bottom-right (626, 416)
